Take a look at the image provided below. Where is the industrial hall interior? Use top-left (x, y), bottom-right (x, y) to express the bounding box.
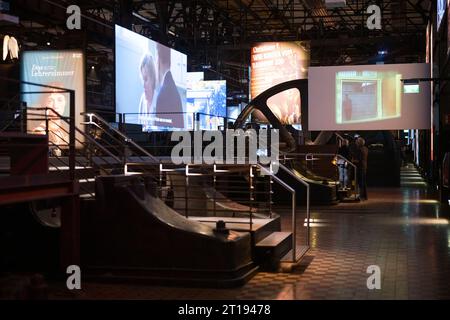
top-left (1, 0), bottom-right (450, 301)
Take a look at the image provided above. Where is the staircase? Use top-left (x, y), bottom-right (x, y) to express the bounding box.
top-left (1, 106), bottom-right (310, 277)
top-left (400, 164), bottom-right (427, 187)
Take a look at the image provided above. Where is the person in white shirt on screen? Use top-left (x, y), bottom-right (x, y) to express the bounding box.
top-left (138, 53), bottom-right (158, 130)
top-left (155, 43), bottom-right (184, 129)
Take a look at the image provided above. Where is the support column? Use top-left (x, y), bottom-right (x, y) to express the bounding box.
top-left (60, 194), bottom-right (80, 271)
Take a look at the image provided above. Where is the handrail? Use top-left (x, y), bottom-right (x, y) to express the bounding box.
top-left (334, 132), bottom-right (346, 147)
top-left (81, 112), bottom-right (159, 164)
top-left (288, 152), bottom-right (358, 200)
top-left (47, 115), bottom-right (123, 166)
top-left (278, 163), bottom-right (310, 247)
top-left (28, 107), bottom-right (126, 195)
top-left (257, 164), bottom-right (306, 263)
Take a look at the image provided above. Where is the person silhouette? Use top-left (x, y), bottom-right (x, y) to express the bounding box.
top-left (343, 94), bottom-right (352, 122)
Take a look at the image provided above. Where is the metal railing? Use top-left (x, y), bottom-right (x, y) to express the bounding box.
top-left (257, 164), bottom-right (309, 263)
top-left (153, 162), bottom-right (272, 222)
top-left (29, 107), bottom-right (126, 197)
top-left (0, 78), bottom-right (78, 182)
top-left (335, 132), bottom-right (346, 148)
top-left (277, 163), bottom-right (310, 249)
top-left (81, 112), bottom-right (159, 164)
top-left (286, 152), bottom-right (358, 200)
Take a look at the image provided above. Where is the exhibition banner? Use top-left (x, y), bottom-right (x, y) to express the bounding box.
top-left (250, 42), bottom-right (309, 125)
top-left (21, 50), bottom-right (85, 148)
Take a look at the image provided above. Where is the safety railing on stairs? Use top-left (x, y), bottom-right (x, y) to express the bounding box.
top-left (153, 162), bottom-right (272, 222)
top-left (81, 112), bottom-right (159, 164)
top-left (257, 164), bottom-right (310, 263)
top-left (1, 105), bottom-right (134, 198)
top-left (27, 107), bottom-right (125, 197)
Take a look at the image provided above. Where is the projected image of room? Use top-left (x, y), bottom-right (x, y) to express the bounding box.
top-left (335, 70), bottom-right (402, 124)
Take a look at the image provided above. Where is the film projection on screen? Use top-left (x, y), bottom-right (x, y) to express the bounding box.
top-left (308, 64), bottom-right (431, 130)
top-left (186, 80), bottom-right (227, 130)
top-left (21, 50), bottom-right (86, 148)
top-left (250, 42), bottom-right (309, 125)
top-left (115, 25), bottom-right (187, 131)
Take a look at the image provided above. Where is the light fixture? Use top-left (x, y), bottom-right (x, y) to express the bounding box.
top-left (2, 35), bottom-right (19, 61)
top-left (132, 11), bottom-right (151, 23)
top-left (46, 42), bottom-right (51, 46)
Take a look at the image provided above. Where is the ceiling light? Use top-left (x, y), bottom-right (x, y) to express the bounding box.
top-left (132, 11), bottom-right (151, 23)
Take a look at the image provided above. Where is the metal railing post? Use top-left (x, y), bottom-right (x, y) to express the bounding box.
top-left (20, 102), bottom-right (27, 133)
top-left (159, 163), bottom-right (163, 199)
top-left (249, 165), bottom-right (254, 230)
top-left (269, 175), bottom-right (273, 218)
top-left (291, 189), bottom-right (296, 262)
top-left (213, 167), bottom-right (217, 217)
top-left (69, 91), bottom-right (76, 181)
top-left (45, 108), bottom-right (49, 137)
top-left (306, 185), bottom-right (310, 246)
top-left (185, 164), bottom-right (189, 218)
top-left (196, 113), bottom-right (200, 131)
top-left (118, 113), bottom-right (123, 133)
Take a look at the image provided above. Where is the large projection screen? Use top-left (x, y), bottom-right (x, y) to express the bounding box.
top-left (115, 25), bottom-right (187, 131)
top-left (21, 50), bottom-right (85, 147)
top-left (250, 42), bottom-right (309, 125)
top-left (308, 64), bottom-right (431, 131)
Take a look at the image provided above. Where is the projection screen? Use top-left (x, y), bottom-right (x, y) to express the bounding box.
top-left (116, 25), bottom-right (187, 131)
top-left (308, 63), bottom-right (431, 131)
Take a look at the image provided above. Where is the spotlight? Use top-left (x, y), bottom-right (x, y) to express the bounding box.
top-left (46, 42), bottom-right (51, 46)
top-left (91, 66), bottom-right (95, 70)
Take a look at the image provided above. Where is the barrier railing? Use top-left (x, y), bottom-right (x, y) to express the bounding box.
top-left (284, 152), bottom-right (358, 200)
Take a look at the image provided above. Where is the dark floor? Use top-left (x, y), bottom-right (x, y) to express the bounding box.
top-left (50, 164), bottom-right (450, 300)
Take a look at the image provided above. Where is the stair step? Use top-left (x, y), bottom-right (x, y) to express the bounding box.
top-left (280, 245), bottom-right (310, 263)
top-left (256, 232), bottom-right (292, 248)
top-left (255, 232), bottom-right (293, 269)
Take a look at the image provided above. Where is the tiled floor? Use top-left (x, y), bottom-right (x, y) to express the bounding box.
top-left (50, 165), bottom-right (450, 300)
